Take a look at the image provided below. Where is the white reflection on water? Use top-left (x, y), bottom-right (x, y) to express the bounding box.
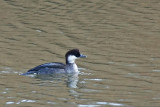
top-left (78, 105), bottom-right (100, 107)
top-left (78, 102), bottom-right (125, 107)
top-left (84, 78), bottom-right (103, 81)
top-left (152, 69), bottom-right (160, 72)
top-left (0, 67), bottom-right (20, 74)
top-left (47, 101), bottom-right (57, 105)
top-left (96, 102), bottom-right (124, 106)
top-left (16, 99), bottom-right (36, 104)
top-left (6, 99), bottom-right (36, 105)
top-left (20, 99), bottom-right (36, 103)
top-left (1, 91), bottom-right (7, 94)
top-left (6, 102), bottom-right (15, 104)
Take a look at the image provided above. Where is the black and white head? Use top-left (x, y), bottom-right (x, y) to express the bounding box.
top-left (65, 49), bottom-right (87, 64)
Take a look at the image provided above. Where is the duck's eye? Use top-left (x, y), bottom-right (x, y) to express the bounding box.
top-left (75, 52), bottom-right (80, 57)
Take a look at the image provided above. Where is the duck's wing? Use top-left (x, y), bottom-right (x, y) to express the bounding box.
top-left (22, 62), bottom-right (65, 75)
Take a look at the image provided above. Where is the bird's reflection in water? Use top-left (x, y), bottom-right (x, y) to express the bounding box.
top-left (34, 73), bottom-right (79, 88)
top-left (66, 73), bottom-right (79, 88)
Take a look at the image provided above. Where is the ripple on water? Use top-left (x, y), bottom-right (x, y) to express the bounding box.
top-left (6, 99), bottom-right (36, 105)
top-left (78, 102), bottom-right (126, 107)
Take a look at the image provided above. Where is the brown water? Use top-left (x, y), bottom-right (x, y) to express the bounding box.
top-left (0, 0), bottom-right (160, 107)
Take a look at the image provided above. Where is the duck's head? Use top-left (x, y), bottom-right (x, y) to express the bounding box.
top-left (65, 49), bottom-right (87, 64)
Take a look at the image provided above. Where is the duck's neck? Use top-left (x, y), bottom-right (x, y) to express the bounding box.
top-left (65, 63), bottom-right (78, 73)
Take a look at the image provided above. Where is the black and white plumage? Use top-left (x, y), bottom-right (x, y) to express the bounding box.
top-left (22, 49), bottom-right (86, 75)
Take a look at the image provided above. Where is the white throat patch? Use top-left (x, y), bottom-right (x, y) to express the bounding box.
top-left (67, 55), bottom-right (77, 63)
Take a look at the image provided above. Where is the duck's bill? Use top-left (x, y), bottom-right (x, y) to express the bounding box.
top-left (79, 54), bottom-right (87, 58)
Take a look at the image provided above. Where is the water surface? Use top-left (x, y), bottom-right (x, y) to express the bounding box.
top-left (0, 0), bottom-right (160, 107)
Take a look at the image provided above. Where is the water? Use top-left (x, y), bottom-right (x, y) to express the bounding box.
top-left (0, 0), bottom-right (160, 106)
